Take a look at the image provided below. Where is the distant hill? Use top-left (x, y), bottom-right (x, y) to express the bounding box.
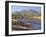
top-left (12, 9), bottom-right (41, 16)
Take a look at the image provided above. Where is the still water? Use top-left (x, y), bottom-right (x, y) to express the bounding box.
top-left (16, 18), bottom-right (41, 30)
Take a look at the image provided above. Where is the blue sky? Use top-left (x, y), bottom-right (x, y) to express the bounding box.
top-left (11, 5), bottom-right (41, 12)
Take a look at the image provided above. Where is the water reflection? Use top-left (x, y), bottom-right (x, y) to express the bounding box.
top-left (12, 18), bottom-right (41, 30)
